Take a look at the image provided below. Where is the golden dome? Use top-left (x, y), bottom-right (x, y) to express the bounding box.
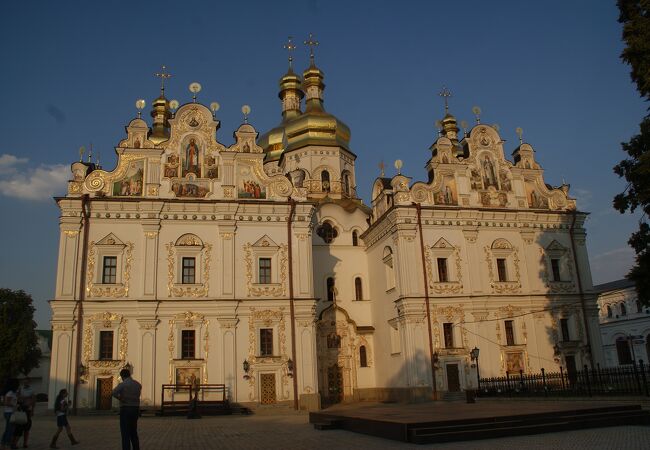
top-left (149, 94), bottom-right (171, 145)
top-left (283, 63), bottom-right (351, 153)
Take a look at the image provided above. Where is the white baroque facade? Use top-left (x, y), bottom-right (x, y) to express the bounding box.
top-left (49, 58), bottom-right (604, 410)
top-left (596, 279), bottom-right (650, 367)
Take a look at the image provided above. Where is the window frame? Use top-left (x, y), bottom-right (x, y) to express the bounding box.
top-left (359, 345), bottom-right (368, 367)
top-left (496, 258), bottom-right (508, 282)
top-left (354, 277), bottom-right (363, 301)
top-left (443, 322), bottom-right (454, 348)
top-left (560, 318), bottom-right (571, 342)
top-left (181, 329), bottom-right (196, 359)
top-left (258, 257), bottom-right (272, 284)
top-left (551, 258), bottom-right (562, 282)
top-left (437, 257), bottom-right (449, 283)
top-left (98, 330), bottom-right (114, 360)
top-left (326, 277), bottom-right (335, 302)
top-left (182, 257), bottom-right (196, 284)
top-left (259, 328), bottom-right (274, 357)
top-left (102, 256), bottom-right (118, 284)
top-left (504, 320), bottom-right (516, 346)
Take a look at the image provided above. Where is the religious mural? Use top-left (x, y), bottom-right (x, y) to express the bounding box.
top-left (163, 154), bottom-right (179, 178)
top-left (237, 166), bottom-right (266, 199)
top-left (204, 155), bottom-right (218, 179)
top-left (435, 178), bottom-right (457, 205)
top-left (182, 138), bottom-right (201, 178)
top-left (175, 367), bottom-right (201, 386)
top-left (481, 154), bottom-right (498, 189)
top-left (505, 352), bottom-right (525, 373)
top-left (470, 167), bottom-right (483, 190)
top-left (499, 170), bottom-right (512, 191)
top-left (527, 183), bottom-right (548, 209)
top-left (112, 160), bottom-right (143, 196)
top-left (171, 179), bottom-right (210, 198)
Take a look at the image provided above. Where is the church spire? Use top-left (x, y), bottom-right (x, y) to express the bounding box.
top-left (302, 33), bottom-right (325, 112)
top-left (150, 65), bottom-right (172, 144)
top-left (279, 37), bottom-right (304, 121)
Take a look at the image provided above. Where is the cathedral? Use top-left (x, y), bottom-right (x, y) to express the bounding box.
top-left (49, 40), bottom-right (604, 411)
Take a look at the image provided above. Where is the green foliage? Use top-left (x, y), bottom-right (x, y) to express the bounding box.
top-left (615, 0), bottom-right (650, 304)
top-left (0, 289), bottom-right (42, 380)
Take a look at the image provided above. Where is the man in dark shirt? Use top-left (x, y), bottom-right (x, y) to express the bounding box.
top-left (112, 368), bottom-right (142, 450)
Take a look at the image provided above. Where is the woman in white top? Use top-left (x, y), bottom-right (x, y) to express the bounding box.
top-left (1, 378), bottom-right (19, 450)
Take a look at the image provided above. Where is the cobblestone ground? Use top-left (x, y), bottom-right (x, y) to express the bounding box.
top-left (14, 410), bottom-right (650, 450)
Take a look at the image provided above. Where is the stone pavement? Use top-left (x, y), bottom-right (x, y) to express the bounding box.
top-left (17, 408), bottom-right (650, 450)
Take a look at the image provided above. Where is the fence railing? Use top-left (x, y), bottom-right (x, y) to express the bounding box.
top-left (160, 384), bottom-right (229, 416)
top-left (478, 360), bottom-right (650, 398)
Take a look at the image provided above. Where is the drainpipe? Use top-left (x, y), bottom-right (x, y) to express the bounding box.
top-left (415, 203), bottom-right (437, 399)
top-left (72, 194), bottom-right (91, 414)
top-left (569, 210), bottom-right (595, 368)
top-left (287, 199), bottom-right (299, 409)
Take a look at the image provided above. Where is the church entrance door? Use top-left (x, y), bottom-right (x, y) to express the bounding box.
top-left (96, 377), bottom-right (113, 410)
top-left (446, 364), bottom-right (461, 392)
top-left (260, 373), bottom-right (277, 404)
top-left (327, 364), bottom-right (343, 404)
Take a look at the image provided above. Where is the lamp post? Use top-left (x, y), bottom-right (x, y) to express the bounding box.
top-left (470, 347), bottom-right (480, 391)
top-left (432, 352), bottom-right (439, 399)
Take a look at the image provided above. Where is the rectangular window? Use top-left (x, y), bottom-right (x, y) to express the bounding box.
top-left (551, 258), bottom-right (561, 282)
top-left (505, 320), bottom-right (515, 346)
top-left (443, 323), bottom-right (454, 348)
top-left (102, 256), bottom-right (117, 284)
top-left (260, 328), bottom-right (273, 356)
top-left (437, 258), bottom-right (449, 282)
top-left (181, 330), bottom-right (195, 359)
top-left (182, 257), bottom-right (196, 284)
top-left (258, 258), bottom-right (272, 284)
top-left (560, 318), bottom-right (570, 342)
top-left (496, 258), bottom-right (508, 282)
top-left (616, 339), bottom-right (633, 365)
top-left (99, 330), bottom-right (114, 360)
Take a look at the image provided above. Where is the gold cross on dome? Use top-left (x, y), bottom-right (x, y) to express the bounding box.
top-left (154, 65), bottom-right (172, 94)
top-left (283, 36), bottom-right (297, 69)
top-left (379, 161), bottom-right (385, 177)
top-left (439, 86), bottom-right (452, 113)
top-left (304, 33), bottom-right (319, 63)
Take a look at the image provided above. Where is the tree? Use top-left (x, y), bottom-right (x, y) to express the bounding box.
top-left (0, 289), bottom-right (42, 380)
top-left (614, 0), bottom-right (650, 304)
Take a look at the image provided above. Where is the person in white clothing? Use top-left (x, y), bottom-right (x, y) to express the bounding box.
top-left (1, 378), bottom-right (19, 450)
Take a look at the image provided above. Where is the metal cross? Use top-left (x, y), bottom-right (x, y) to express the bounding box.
top-left (154, 65), bottom-right (172, 94)
top-left (283, 36), bottom-right (297, 69)
top-left (304, 33), bottom-right (319, 63)
top-left (439, 87), bottom-right (452, 113)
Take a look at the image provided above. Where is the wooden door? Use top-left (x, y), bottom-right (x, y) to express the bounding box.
top-left (327, 364), bottom-right (343, 404)
top-left (446, 364), bottom-right (461, 392)
top-left (260, 374), bottom-right (276, 404)
top-left (96, 377), bottom-right (113, 410)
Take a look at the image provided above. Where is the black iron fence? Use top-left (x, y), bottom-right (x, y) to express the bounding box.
top-left (478, 360), bottom-right (650, 398)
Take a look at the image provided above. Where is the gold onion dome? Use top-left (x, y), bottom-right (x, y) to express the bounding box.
top-left (259, 68), bottom-right (305, 163)
top-left (149, 94), bottom-right (171, 145)
top-left (283, 63), bottom-right (351, 153)
top-left (441, 112), bottom-right (459, 142)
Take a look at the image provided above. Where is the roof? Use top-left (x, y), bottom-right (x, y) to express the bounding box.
top-left (593, 278), bottom-right (635, 293)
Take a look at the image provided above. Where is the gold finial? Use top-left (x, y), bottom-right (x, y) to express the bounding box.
top-left (154, 65), bottom-right (172, 95)
top-left (283, 36), bottom-right (297, 69)
top-left (304, 32), bottom-right (319, 64)
top-left (394, 159), bottom-right (403, 175)
top-left (242, 105), bottom-right (251, 123)
top-left (472, 106), bottom-right (482, 124)
top-left (439, 87), bottom-right (452, 114)
top-left (460, 120), bottom-right (469, 137)
top-left (78, 146), bottom-right (85, 162)
top-left (379, 161), bottom-right (385, 177)
top-left (87, 143), bottom-right (93, 163)
top-left (516, 127), bottom-right (524, 144)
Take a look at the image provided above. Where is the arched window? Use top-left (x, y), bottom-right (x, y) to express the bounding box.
top-left (383, 247), bottom-right (396, 290)
top-left (317, 221), bottom-right (338, 244)
top-left (621, 302), bottom-right (627, 316)
top-left (326, 277), bottom-right (335, 302)
top-left (352, 230), bottom-right (359, 246)
top-left (342, 172), bottom-right (351, 196)
top-left (359, 345), bottom-right (368, 367)
top-left (607, 305), bottom-right (612, 318)
top-left (321, 170), bottom-right (330, 192)
top-left (354, 277), bottom-right (363, 301)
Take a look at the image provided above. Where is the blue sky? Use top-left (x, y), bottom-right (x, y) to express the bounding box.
top-left (0, 0), bottom-right (645, 327)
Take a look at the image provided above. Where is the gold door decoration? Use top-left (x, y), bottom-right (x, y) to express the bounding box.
top-left (260, 373), bottom-right (277, 404)
top-left (81, 312), bottom-right (128, 383)
top-left (166, 240), bottom-right (212, 297)
top-left (86, 242), bottom-right (134, 298)
top-left (243, 243), bottom-right (288, 297)
top-left (167, 311), bottom-right (209, 384)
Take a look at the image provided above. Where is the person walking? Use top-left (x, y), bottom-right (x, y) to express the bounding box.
top-left (1, 378), bottom-right (19, 450)
top-left (49, 389), bottom-right (79, 449)
top-left (112, 368), bottom-right (141, 450)
top-left (12, 378), bottom-right (35, 448)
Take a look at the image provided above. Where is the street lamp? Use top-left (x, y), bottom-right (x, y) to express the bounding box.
top-left (470, 347), bottom-right (480, 391)
top-left (243, 360), bottom-right (251, 380)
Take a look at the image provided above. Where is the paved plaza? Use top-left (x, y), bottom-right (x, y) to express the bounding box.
top-left (15, 405), bottom-right (650, 450)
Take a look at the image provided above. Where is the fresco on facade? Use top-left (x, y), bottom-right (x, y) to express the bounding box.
top-left (171, 179), bottom-right (210, 198)
top-left (112, 160), bottom-right (143, 196)
top-left (527, 183), bottom-right (549, 209)
top-left (182, 138), bottom-right (201, 178)
top-left (163, 154), bottom-right (179, 178)
top-left (470, 167), bottom-right (483, 190)
top-left (506, 352), bottom-right (525, 373)
top-left (435, 178), bottom-right (457, 205)
top-left (204, 155), bottom-right (219, 179)
top-left (481, 154), bottom-right (499, 189)
top-left (499, 170), bottom-right (512, 191)
top-left (175, 367), bottom-right (201, 386)
top-left (237, 166), bottom-right (266, 199)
